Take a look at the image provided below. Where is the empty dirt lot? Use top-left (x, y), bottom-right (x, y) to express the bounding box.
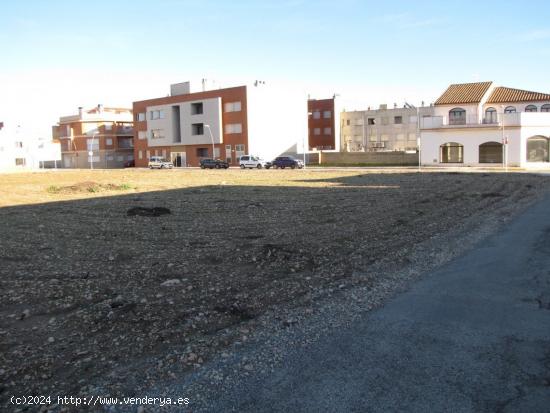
top-left (1, 168), bottom-right (550, 411)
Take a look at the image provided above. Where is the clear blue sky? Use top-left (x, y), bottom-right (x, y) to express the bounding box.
top-left (1, 0), bottom-right (550, 137)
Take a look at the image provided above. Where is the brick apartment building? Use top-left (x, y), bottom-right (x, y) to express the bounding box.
top-left (53, 105), bottom-right (134, 168)
top-left (308, 97), bottom-right (337, 150)
top-left (133, 81), bottom-right (307, 167)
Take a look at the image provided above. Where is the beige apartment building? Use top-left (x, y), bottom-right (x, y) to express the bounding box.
top-left (341, 104), bottom-right (434, 152)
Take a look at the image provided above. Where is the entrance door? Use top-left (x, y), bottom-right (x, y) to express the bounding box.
top-left (479, 142), bottom-right (503, 163)
top-left (171, 152), bottom-right (186, 167)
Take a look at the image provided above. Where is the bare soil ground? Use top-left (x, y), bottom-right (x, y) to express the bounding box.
top-left (1, 169), bottom-right (549, 411)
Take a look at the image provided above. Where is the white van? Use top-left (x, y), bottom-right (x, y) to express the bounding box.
top-left (239, 155), bottom-right (268, 169)
top-left (148, 156), bottom-right (173, 169)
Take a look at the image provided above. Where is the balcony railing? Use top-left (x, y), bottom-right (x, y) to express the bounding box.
top-left (420, 112), bottom-right (537, 129)
top-left (116, 126), bottom-right (134, 135)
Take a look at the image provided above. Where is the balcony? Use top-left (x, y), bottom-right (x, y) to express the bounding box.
top-left (116, 125), bottom-right (134, 135)
top-left (117, 137), bottom-right (134, 149)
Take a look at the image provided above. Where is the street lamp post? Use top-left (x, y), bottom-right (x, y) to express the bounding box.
top-left (306, 111), bottom-right (313, 169)
top-left (203, 124), bottom-right (216, 159)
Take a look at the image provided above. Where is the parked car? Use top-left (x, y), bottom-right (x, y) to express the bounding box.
top-left (123, 160), bottom-right (135, 168)
top-left (200, 158), bottom-right (229, 169)
top-left (148, 156), bottom-right (173, 169)
top-left (239, 155), bottom-right (269, 169)
top-left (271, 156), bottom-right (304, 169)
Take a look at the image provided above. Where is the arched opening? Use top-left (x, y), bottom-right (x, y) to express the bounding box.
top-left (479, 141), bottom-right (503, 163)
top-left (449, 108), bottom-right (466, 125)
top-left (440, 142), bottom-right (463, 163)
top-left (541, 104), bottom-right (550, 112)
top-left (525, 105), bottom-right (538, 112)
top-left (526, 136), bottom-right (550, 162)
top-left (484, 107), bottom-right (497, 124)
top-left (504, 106), bottom-right (516, 113)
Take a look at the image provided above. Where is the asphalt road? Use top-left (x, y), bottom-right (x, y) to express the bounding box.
top-left (208, 195), bottom-right (550, 413)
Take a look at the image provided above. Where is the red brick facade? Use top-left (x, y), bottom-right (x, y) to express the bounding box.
top-left (308, 98), bottom-right (336, 150)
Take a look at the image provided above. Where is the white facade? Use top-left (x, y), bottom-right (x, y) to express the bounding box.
top-left (145, 98), bottom-right (223, 148)
top-left (0, 124), bottom-right (61, 171)
top-left (420, 83), bottom-right (550, 168)
top-left (246, 82), bottom-right (308, 160)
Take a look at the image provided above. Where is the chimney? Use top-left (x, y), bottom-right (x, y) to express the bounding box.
top-left (97, 104), bottom-right (104, 113)
top-left (78, 107), bottom-right (83, 117)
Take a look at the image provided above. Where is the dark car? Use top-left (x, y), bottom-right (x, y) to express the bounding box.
top-left (200, 158), bottom-right (229, 169)
top-left (271, 156), bottom-right (304, 169)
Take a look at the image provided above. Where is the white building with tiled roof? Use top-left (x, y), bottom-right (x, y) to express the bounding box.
top-left (420, 82), bottom-right (550, 168)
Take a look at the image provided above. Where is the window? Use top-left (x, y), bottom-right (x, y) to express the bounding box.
top-left (191, 102), bottom-right (203, 115)
top-left (346, 119), bottom-right (350, 126)
top-left (527, 136), bottom-right (549, 162)
top-left (150, 110), bottom-right (165, 120)
top-left (117, 155), bottom-right (124, 162)
top-left (225, 123), bottom-right (242, 134)
top-left (394, 116), bottom-right (403, 124)
top-left (504, 106), bottom-right (516, 113)
top-left (151, 129), bottom-right (164, 139)
top-left (324, 127), bottom-right (332, 135)
top-left (213, 147), bottom-right (220, 158)
top-left (235, 144), bottom-right (245, 152)
top-left (368, 118), bottom-right (375, 125)
top-left (323, 111), bottom-right (331, 119)
top-left (86, 139), bottom-right (99, 150)
top-left (313, 111), bottom-right (321, 119)
top-left (106, 155), bottom-right (114, 161)
top-left (525, 105), bottom-right (538, 112)
top-left (138, 150), bottom-right (143, 160)
top-left (106, 138), bottom-right (113, 145)
top-left (138, 131), bottom-right (147, 140)
top-left (449, 108), bottom-right (466, 125)
top-left (484, 107), bottom-right (497, 124)
top-left (314, 128), bottom-right (321, 135)
top-left (440, 142), bottom-right (463, 163)
top-left (137, 113), bottom-right (146, 121)
top-left (15, 158), bottom-right (25, 166)
top-left (15, 141), bottom-right (23, 148)
top-left (541, 104), bottom-right (550, 112)
top-left (88, 155), bottom-right (100, 163)
top-left (192, 123), bottom-right (204, 135)
top-left (197, 148), bottom-right (209, 157)
top-left (224, 101), bottom-right (242, 112)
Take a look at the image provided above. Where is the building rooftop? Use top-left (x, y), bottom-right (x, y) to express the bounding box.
top-left (486, 87), bottom-right (550, 104)
top-left (434, 82), bottom-right (493, 106)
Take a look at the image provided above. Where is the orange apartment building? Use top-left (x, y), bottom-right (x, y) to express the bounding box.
top-left (53, 105), bottom-right (134, 168)
top-left (308, 97), bottom-right (337, 150)
top-left (133, 80), bottom-right (308, 167)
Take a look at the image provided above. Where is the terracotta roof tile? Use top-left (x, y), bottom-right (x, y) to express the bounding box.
top-left (434, 82), bottom-right (493, 106)
top-left (486, 87), bottom-right (550, 103)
